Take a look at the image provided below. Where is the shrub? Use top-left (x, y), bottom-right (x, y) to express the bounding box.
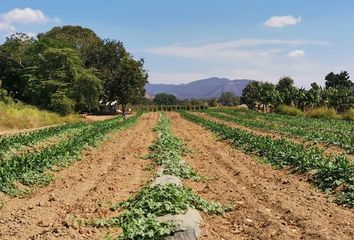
top-left (305, 107), bottom-right (340, 119)
top-left (50, 92), bottom-right (75, 116)
top-left (276, 104), bottom-right (304, 116)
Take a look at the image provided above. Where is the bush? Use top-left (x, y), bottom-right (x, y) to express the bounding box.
top-left (342, 108), bottom-right (354, 121)
top-left (0, 88), bottom-right (13, 104)
top-left (305, 107), bottom-right (341, 119)
top-left (50, 92), bottom-right (75, 116)
top-left (276, 105), bottom-right (304, 116)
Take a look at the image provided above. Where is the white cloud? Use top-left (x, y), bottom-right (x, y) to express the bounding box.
top-left (1, 8), bottom-right (47, 25)
top-left (264, 15), bottom-right (302, 28)
top-left (288, 49), bottom-right (305, 58)
top-left (145, 39), bottom-right (325, 60)
top-left (0, 8), bottom-right (60, 34)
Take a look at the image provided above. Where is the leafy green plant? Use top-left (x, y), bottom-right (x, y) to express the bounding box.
top-left (93, 184), bottom-right (229, 240)
top-left (208, 108), bottom-right (353, 153)
top-left (147, 112), bottom-right (201, 180)
top-left (0, 112), bottom-right (142, 195)
top-left (181, 111), bottom-right (354, 207)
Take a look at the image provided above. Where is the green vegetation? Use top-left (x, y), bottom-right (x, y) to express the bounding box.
top-left (241, 73), bottom-right (354, 115)
top-left (147, 112), bottom-right (201, 180)
top-left (94, 184), bottom-right (228, 240)
top-left (92, 113), bottom-right (230, 239)
top-left (305, 107), bottom-right (341, 119)
top-left (0, 26), bottom-right (148, 115)
top-left (153, 93), bottom-right (178, 105)
top-left (208, 108), bottom-right (354, 153)
top-left (219, 91), bottom-right (240, 106)
top-left (276, 104), bottom-right (304, 116)
top-left (0, 112), bottom-right (142, 195)
top-left (181, 111), bottom-right (354, 207)
top-left (0, 101), bottom-right (80, 130)
top-left (0, 121), bottom-right (85, 161)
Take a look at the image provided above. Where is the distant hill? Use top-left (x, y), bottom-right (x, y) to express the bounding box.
top-left (145, 77), bottom-right (254, 99)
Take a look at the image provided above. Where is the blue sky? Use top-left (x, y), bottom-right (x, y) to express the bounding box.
top-left (1, 0), bottom-right (354, 88)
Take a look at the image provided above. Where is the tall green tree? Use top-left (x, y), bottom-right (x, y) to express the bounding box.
top-left (219, 91), bottom-right (240, 106)
top-left (276, 76), bottom-right (297, 105)
top-left (104, 45), bottom-right (148, 111)
top-left (241, 81), bottom-right (261, 110)
top-left (0, 33), bottom-right (34, 99)
top-left (153, 93), bottom-right (178, 105)
top-left (37, 25), bottom-right (104, 69)
top-left (325, 71), bottom-right (352, 89)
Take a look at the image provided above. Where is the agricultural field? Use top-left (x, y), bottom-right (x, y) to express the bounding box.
top-left (0, 110), bottom-right (353, 239)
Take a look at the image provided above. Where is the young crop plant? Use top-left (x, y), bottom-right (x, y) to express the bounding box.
top-left (0, 112), bottom-right (142, 195)
top-left (90, 112), bottom-right (232, 239)
top-left (147, 112), bottom-right (201, 181)
top-left (0, 122), bottom-right (87, 161)
top-left (93, 184), bottom-right (230, 240)
top-left (209, 108), bottom-right (354, 153)
top-left (181, 111), bottom-right (354, 208)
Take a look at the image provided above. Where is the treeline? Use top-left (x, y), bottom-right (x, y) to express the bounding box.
top-left (0, 26), bottom-right (148, 115)
top-left (143, 92), bottom-right (240, 107)
top-left (241, 72), bottom-right (354, 113)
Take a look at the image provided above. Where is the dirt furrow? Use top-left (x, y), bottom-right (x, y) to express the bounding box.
top-left (168, 112), bottom-right (354, 240)
top-left (0, 112), bottom-right (158, 240)
top-left (195, 112), bottom-right (354, 161)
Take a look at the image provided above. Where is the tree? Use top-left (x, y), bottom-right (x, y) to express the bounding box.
top-left (325, 71), bottom-right (352, 89)
top-left (276, 76), bottom-right (297, 105)
top-left (37, 25), bottom-right (104, 69)
top-left (207, 98), bottom-right (219, 107)
top-left (153, 93), bottom-right (178, 105)
top-left (0, 33), bottom-right (34, 99)
top-left (306, 82), bottom-right (323, 108)
top-left (259, 82), bottom-right (279, 111)
top-left (241, 81), bottom-right (261, 110)
top-left (99, 39), bottom-right (148, 109)
top-left (219, 91), bottom-right (240, 106)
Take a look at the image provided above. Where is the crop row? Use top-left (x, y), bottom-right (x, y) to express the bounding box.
top-left (146, 112), bottom-right (201, 180)
top-left (91, 112), bottom-right (230, 239)
top-left (214, 108), bottom-right (353, 135)
top-left (209, 108), bottom-right (354, 153)
top-left (0, 113), bottom-right (141, 195)
top-left (0, 122), bottom-right (87, 161)
top-left (181, 111), bottom-right (354, 208)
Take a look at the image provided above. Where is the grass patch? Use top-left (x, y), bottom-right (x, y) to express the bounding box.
top-left (342, 108), bottom-right (354, 121)
top-left (305, 107), bottom-right (341, 119)
top-left (0, 101), bottom-right (81, 130)
top-left (276, 104), bottom-right (304, 116)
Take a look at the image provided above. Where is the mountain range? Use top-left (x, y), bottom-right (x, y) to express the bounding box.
top-left (145, 77), bottom-right (254, 99)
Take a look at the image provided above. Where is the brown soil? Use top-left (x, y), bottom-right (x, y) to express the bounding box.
top-left (0, 112), bottom-right (158, 240)
top-left (83, 115), bottom-right (117, 122)
top-left (167, 112), bottom-right (354, 240)
top-left (195, 112), bottom-right (354, 161)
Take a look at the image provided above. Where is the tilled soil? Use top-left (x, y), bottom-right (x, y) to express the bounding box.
top-left (167, 112), bottom-right (354, 240)
top-left (0, 112), bottom-right (158, 240)
top-left (194, 112), bottom-right (354, 161)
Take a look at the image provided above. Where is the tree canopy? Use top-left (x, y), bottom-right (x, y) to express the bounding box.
top-left (241, 72), bottom-right (354, 113)
top-left (153, 93), bottom-right (178, 105)
top-left (0, 26), bottom-right (148, 115)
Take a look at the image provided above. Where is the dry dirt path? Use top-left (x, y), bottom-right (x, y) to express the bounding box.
top-left (0, 112), bottom-right (158, 240)
top-left (194, 112), bottom-right (354, 161)
top-left (167, 112), bottom-right (354, 240)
